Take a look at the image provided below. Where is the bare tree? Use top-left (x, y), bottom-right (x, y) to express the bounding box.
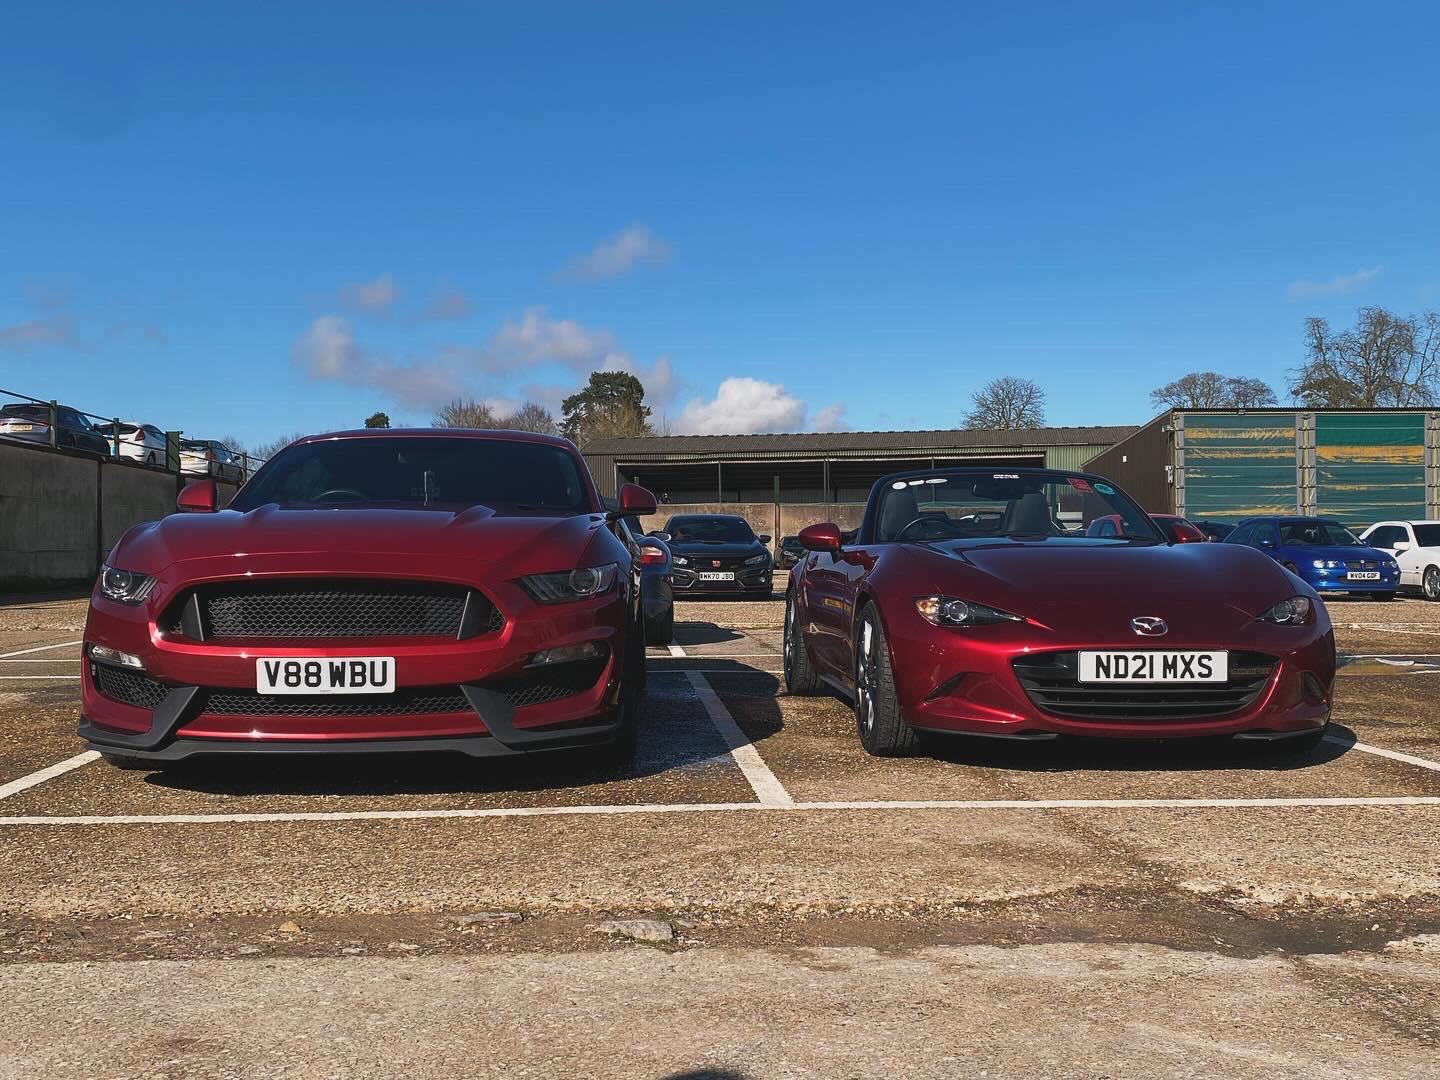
top-left (1149, 371), bottom-right (1277, 410)
top-left (964, 377), bottom-right (1046, 429)
top-left (497, 402), bottom-right (559, 436)
top-left (249, 431), bottom-right (309, 462)
top-left (1290, 307), bottom-right (1440, 408)
top-left (432, 398), bottom-right (498, 428)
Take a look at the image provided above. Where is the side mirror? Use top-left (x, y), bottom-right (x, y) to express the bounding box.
top-left (616, 483), bottom-right (657, 517)
top-left (648, 531), bottom-right (672, 543)
top-left (1393, 540), bottom-right (1412, 552)
top-left (177, 479), bottom-right (219, 513)
top-left (798, 522), bottom-right (843, 554)
top-left (758, 534), bottom-right (772, 545)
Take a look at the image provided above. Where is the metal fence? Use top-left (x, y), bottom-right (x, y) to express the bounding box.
top-left (0, 385), bottom-right (267, 481)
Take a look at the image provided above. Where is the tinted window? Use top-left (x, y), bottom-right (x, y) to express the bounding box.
top-left (232, 437), bottom-right (592, 514)
top-left (1414, 525), bottom-right (1440, 547)
top-left (0, 404), bottom-right (49, 420)
top-left (872, 472), bottom-right (1161, 543)
top-left (1367, 525), bottom-right (1405, 549)
top-left (666, 517), bottom-right (757, 543)
top-left (1227, 522), bottom-right (1256, 546)
top-left (1278, 521), bottom-right (1361, 546)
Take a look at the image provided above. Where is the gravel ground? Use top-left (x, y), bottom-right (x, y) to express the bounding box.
top-left (1, 587), bottom-right (1438, 1076)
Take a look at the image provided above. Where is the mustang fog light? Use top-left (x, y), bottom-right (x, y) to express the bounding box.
top-left (89, 644), bottom-right (145, 670)
top-left (915, 597), bottom-right (1022, 627)
top-left (526, 642), bottom-right (606, 668)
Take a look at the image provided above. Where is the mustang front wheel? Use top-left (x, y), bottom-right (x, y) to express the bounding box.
top-left (854, 606), bottom-right (919, 757)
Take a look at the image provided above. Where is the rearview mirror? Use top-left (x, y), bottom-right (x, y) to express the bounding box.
top-left (648, 530), bottom-right (672, 543)
top-left (798, 523), bottom-right (842, 554)
top-left (616, 483), bottom-right (657, 516)
top-left (176, 479), bottom-right (219, 513)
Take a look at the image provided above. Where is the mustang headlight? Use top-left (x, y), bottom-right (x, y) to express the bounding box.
top-left (518, 562), bottom-right (619, 604)
top-left (1257, 596), bottom-right (1314, 626)
top-left (98, 565), bottom-right (156, 604)
top-left (745, 553), bottom-right (769, 566)
top-left (915, 596), bottom-right (1022, 627)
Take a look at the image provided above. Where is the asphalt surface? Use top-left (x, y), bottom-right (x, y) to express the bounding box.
top-left (1, 586), bottom-right (1438, 1078)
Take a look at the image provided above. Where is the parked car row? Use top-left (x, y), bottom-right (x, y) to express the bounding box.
top-left (0, 400), bottom-right (249, 479)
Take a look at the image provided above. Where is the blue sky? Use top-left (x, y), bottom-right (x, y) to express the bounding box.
top-left (2, 1), bottom-right (1438, 448)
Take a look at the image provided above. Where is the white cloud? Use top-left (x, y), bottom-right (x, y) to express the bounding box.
top-left (1285, 265), bottom-right (1382, 300)
top-left (0, 314), bottom-right (74, 352)
top-left (337, 273), bottom-right (400, 314)
top-left (810, 403), bottom-right (849, 433)
top-left (675, 378), bottom-right (807, 434)
top-left (290, 315), bottom-right (462, 409)
top-left (558, 224), bottom-right (671, 282)
top-left (424, 287), bottom-right (471, 321)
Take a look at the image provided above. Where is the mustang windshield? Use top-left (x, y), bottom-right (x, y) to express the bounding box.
top-left (874, 473), bottom-right (1163, 543)
top-left (232, 437), bottom-right (591, 513)
top-left (1278, 521), bottom-right (1361, 546)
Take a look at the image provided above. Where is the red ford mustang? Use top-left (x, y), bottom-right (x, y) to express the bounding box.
top-left (79, 429), bottom-right (656, 770)
top-left (785, 468), bottom-right (1335, 755)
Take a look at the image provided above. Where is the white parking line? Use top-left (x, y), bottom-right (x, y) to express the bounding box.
top-left (686, 670), bottom-right (793, 806)
top-left (0, 752), bottom-right (101, 802)
top-left (667, 644), bottom-right (687, 657)
top-left (3, 794), bottom-right (1438, 827)
top-left (1327, 734), bottom-right (1440, 773)
top-left (0, 640), bottom-right (83, 659)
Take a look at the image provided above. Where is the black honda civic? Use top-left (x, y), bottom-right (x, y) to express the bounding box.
top-left (663, 514), bottom-right (773, 597)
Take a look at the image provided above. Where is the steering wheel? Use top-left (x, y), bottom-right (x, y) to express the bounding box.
top-left (894, 516), bottom-right (963, 541)
top-left (311, 488), bottom-right (369, 503)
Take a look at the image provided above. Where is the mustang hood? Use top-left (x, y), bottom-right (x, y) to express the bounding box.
top-left (111, 505), bottom-right (608, 580)
top-left (914, 538), bottom-right (1299, 619)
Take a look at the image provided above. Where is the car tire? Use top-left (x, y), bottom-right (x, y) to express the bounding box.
top-left (646, 609), bottom-right (674, 648)
top-left (591, 634), bottom-right (642, 772)
top-left (101, 752), bottom-right (156, 771)
top-left (1425, 566), bottom-right (1440, 601)
top-left (854, 605), bottom-right (919, 757)
top-left (783, 591), bottom-right (825, 696)
top-left (146, 452), bottom-right (157, 466)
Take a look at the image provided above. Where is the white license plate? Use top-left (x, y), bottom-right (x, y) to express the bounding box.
top-left (1078, 651), bottom-right (1228, 683)
top-left (698, 571), bottom-right (735, 581)
top-left (1347, 571), bottom-right (1380, 581)
top-left (256, 657), bottom-right (395, 694)
top-left (5, 424), bottom-right (34, 432)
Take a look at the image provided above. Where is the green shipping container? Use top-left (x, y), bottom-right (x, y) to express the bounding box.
top-left (1314, 412), bottom-right (1425, 527)
top-left (1182, 413), bottom-right (1298, 520)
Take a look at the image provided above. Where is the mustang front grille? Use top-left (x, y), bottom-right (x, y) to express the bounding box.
top-left (198, 686), bottom-right (473, 717)
top-left (1012, 651), bottom-right (1277, 721)
top-left (164, 580), bottom-right (504, 641)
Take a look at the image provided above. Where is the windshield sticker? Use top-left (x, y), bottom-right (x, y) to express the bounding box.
top-left (1068, 477), bottom-right (1093, 493)
top-left (992, 473), bottom-right (1019, 480)
top-left (1093, 482), bottom-right (1116, 496)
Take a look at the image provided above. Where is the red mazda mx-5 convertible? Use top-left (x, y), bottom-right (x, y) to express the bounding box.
top-left (79, 428), bottom-right (656, 770)
top-left (785, 467), bottom-right (1335, 755)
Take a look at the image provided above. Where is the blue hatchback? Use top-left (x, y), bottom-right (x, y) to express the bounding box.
top-left (1224, 516), bottom-right (1400, 598)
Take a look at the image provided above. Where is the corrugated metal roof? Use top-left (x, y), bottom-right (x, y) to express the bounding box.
top-left (584, 425), bottom-right (1136, 458)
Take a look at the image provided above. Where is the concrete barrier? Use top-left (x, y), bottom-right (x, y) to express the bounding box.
top-left (0, 441), bottom-right (190, 590)
top-left (0, 440), bottom-right (101, 588)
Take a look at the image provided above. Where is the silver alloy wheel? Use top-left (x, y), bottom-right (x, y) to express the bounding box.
top-left (855, 616), bottom-right (876, 734)
top-left (1426, 567), bottom-right (1440, 601)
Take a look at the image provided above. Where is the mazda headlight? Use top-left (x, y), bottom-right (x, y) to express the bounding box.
top-left (1257, 596), bottom-right (1314, 626)
top-left (518, 562), bottom-right (619, 604)
top-left (915, 597), bottom-right (1022, 627)
top-left (98, 565), bottom-right (156, 604)
top-left (745, 553), bottom-right (769, 566)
